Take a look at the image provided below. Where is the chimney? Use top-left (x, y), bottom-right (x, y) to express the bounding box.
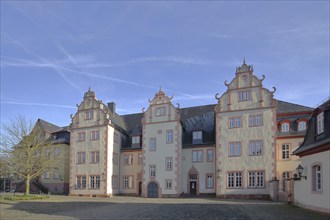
top-left (108, 102), bottom-right (116, 115)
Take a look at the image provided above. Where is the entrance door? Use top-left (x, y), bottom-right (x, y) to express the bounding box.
top-left (147, 182), bottom-right (158, 198)
top-left (138, 182), bottom-right (142, 196)
top-left (190, 181), bottom-right (197, 195)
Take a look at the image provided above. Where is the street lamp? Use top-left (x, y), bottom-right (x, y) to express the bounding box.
top-left (296, 164), bottom-right (307, 180)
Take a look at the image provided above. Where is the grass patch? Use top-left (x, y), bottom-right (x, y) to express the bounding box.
top-left (2, 194), bottom-right (49, 201)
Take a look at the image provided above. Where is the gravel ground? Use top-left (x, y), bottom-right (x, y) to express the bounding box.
top-left (1, 195), bottom-right (329, 220)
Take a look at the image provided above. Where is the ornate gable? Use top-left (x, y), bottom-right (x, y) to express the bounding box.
top-left (215, 60), bottom-right (277, 112)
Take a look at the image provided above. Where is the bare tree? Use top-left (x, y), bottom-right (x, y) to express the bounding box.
top-left (0, 116), bottom-right (56, 194)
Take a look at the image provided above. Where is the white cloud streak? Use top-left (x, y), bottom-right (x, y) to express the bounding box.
top-left (1, 101), bottom-right (75, 109)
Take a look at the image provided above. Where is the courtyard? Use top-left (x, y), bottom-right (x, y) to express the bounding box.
top-left (1, 195), bottom-right (329, 220)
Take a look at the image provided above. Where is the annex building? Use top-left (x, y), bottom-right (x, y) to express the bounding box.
top-left (67, 61), bottom-right (315, 199)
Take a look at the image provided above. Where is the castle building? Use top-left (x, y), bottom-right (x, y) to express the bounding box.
top-left (67, 61), bottom-right (314, 199)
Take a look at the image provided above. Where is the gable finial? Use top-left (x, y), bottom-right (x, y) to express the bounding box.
top-left (88, 86), bottom-right (91, 92)
top-left (159, 85), bottom-right (162, 92)
top-left (243, 57), bottom-right (246, 65)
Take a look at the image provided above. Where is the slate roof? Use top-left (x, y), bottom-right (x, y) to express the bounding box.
top-left (37, 118), bottom-right (61, 133)
top-left (276, 100), bottom-right (313, 114)
top-left (180, 104), bottom-right (216, 147)
top-left (293, 99), bottom-right (330, 155)
top-left (117, 100), bottom-right (313, 149)
top-left (37, 119), bottom-right (70, 145)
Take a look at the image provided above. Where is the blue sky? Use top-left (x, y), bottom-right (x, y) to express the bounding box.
top-left (1, 1), bottom-right (329, 127)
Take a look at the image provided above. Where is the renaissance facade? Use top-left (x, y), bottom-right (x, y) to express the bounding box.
top-left (68, 61), bottom-right (314, 198)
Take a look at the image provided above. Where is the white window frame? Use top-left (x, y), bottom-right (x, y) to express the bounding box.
top-left (298, 121), bottom-right (306, 131)
top-left (282, 172), bottom-right (291, 192)
top-left (249, 114), bottom-right (263, 126)
top-left (149, 138), bottom-right (156, 151)
top-left (77, 152), bottom-right (86, 164)
top-left (227, 172), bottom-right (242, 188)
top-left (166, 130), bottom-right (173, 143)
top-left (132, 136), bottom-right (140, 145)
top-left (149, 165), bottom-right (156, 177)
top-left (165, 157), bottom-right (173, 171)
top-left (206, 174), bottom-right (214, 189)
top-left (282, 144), bottom-right (290, 160)
top-left (229, 142), bottom-right (241, 157)
top-left (192, 131), bottom-right (203, 142)
top-left (90, 151), bottom-right (100, 164)
top-left (281, 123), bottom-right (289, 132)
top-left (238, 90), bottom-right (251, 101)
top-left (89, 175), bottom-right (100, 189)
top-left (155, 107), bottom-right (166, 116)
top-left (207, 149), bottom-right (213, 161)
top-left (248, 171), bottom-right (264, 188)
top-left (76, 176), bottom-right (86, 188)
top-left (229, 117), bottom-right (241, 128)
top-left (249, 140), bottom-right (262, 156)
top-left (85, 111), bottom-right (93, 120)
top-left (317, 112), bottom-right (324, 134)
top-left (78, 132), bottom-right (86, 142)
top-left (165, 179), bottom-right (172, 189)
top-left (91, 130), bottom-right (100, 140)
top-left (313, 165), bottom-right (322, 192)
top-left (192, 150), bottom-right (203, 162)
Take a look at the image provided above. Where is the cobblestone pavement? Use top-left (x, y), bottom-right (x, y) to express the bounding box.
top-left (1, 195), bottom-right (329, 220)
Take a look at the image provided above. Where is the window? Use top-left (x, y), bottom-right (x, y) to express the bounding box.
top-left (76, 176), bottom-right (86, 188)
top-left (282, 172), bottom-right (291, 192)
top-left (165, 179), bottom-right (172, 189)
top-left (149, 138), bottom-right (156, 151)
top-left (156, 107), bottom-right (166, 116)
top-left (85, 111), bottom-right (93, 120)
top-left (281, 123), bottom-right (289, 132)
top-left (53, 168), bottom-right (60, 179)
top-left (282, 144), bottom-right (290, 160)
top-left (249, 141), bottom-right (263, 156)
top-left (77, 132), bottom-right (86, 142)
top-left (44, 171), bottom-right (50, 179)
top-left (312, 165), bottom-right (322, 192)
top-left (229, 142), bottom-right (241, 157)
top-left (91, 131), bottom-right (100, 140)
top-left (54, 147), bottom-right (60, 157)
top-left (113, 153), bottom-right (118, 165)
top-left (138, 154), bottom-right (143, 165)
top-left (192, 150), bottom-right (203, 162)
top-left (248, 171), bottom-right (264, 188)
top-left (317, 112), bottom-right (324, 134)
top-left (166, 130), bottom-right (173, 143)
top-left (123, 176), bottom-right (133, 189)
top-left (298, 121), bottom-right (306, 131)
top-left (77, 152), bottom-right (86, 164)
top-left (112, 176), bottom-right (118, 189)
top-left (132, 136), bottom-right (140, 145)
top-left (124, 154), bottom-right (133, 165)
top-left (114, 133), bottom-right (119, 143)
top-left (149, 165), bottom-right (156, 177)
top-left (192, 131), bottom-right (203, 143)
top-left (165, 157), bottom-right (173, 171)
top-left (227, 172), bottom-right (242, 188)
top-left (90, 175), bottom-right (100, 189)
top-left (229, 117), bottom-right (241, 128)
top-left (90, 151), bottom-right (99, 163)
top-left (249, 114), bottom-right (263, 126)
top-left (238, 90), bottom-right (251, 101)
top-left (206, 174), bottom-right (214, 189)
top-left (189, 174), bottom-right (197, 180)
top-left (207, 149), bottom-right (213, 161)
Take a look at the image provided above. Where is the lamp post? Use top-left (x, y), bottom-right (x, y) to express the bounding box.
top-left (296, 164), bottom-right (307, 180)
